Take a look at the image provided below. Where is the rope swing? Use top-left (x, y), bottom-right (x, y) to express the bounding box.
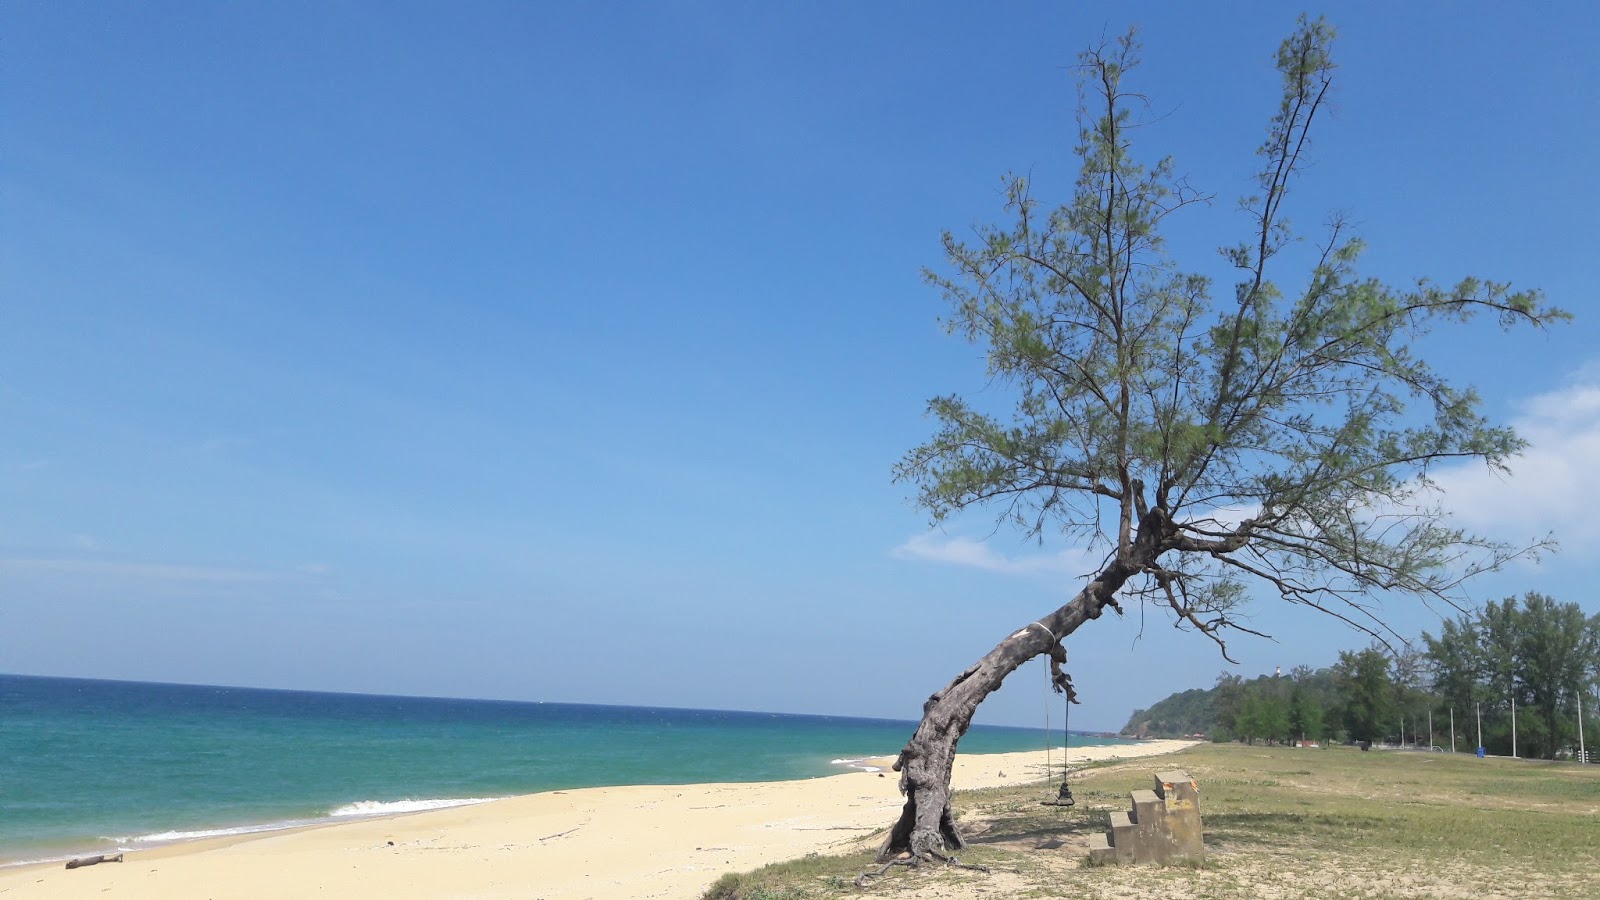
top-left (1039, 631), bottom-right (1078, 808)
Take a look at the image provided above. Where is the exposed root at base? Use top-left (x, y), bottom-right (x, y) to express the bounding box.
top-left (854, 852), bottom-right (990, 888)
top-left (854, 857), bottom-right (917, 887)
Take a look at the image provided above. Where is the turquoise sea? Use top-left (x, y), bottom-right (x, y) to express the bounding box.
top-left (0, 674), bottom-right (1128, 865)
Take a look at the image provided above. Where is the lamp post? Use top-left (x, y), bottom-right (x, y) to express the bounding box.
top-left (1476, 702), bottom-right (1483, 757)
top-left (1511, 689), bottom-right (1518, 759)
top-left (1579, 686), bottom-right (1587, 765)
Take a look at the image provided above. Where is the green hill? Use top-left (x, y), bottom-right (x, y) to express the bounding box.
top-left (1122, 686), bottom-right (1217, 738)
top-left (1122, 666), bottom-right (1340, 738)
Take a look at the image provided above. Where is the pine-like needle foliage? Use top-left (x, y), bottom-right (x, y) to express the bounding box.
top-left (896, 19), bottom-right (1568, 659)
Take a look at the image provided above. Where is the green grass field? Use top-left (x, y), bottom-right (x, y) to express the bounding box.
top-left (704, 743), bottom-right (1600, 899)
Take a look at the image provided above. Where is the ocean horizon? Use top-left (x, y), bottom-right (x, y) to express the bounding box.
top-left (0, 674), bottom-right (1130, 866)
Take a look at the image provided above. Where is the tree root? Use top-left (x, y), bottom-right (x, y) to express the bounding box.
top-left (855, 851), bottom-right (989, 887)
top-left (854, 857), bottom-right (917, 887)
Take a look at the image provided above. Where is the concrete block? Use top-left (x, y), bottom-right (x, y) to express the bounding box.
top-left (1129, 789), bottom-right (1171, 863)
top-left (1086, 831), bottom-right (1115, 864)
top-left (1130, 789), bottom-right (1166, 828)
top-left (1155, 770), bottom-right (1204, 858)
top-left (1084, 770), bottom-right (1205, 867)
top-left (1108, 809), bottom-right (1137, 862)
top-left (1156, 770), bottom-right (1199, 804)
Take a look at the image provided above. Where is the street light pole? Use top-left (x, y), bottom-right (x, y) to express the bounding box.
top-left (1450, 707), bottom-right (1456, 754)
top-left (1476, 702), bottom-right (1483, 756)
top-left (1512, 690), bottom-right (1518, 759)
top-left (1579, 687), bottom-right (1587, 765)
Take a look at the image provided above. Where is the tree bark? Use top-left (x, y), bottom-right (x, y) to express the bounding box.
top-left (876, 558), bottom-right (1138, 863)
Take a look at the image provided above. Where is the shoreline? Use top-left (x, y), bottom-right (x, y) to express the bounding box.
top-left (0, 732), bottom-right (1141, 870)
top-left (0, 739), bottom-right (1199, 899)
top-left (0, 794), bottom-right (508, 864)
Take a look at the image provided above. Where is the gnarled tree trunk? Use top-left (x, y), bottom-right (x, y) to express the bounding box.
top-left (876, 558), bottom-right (1139, 863)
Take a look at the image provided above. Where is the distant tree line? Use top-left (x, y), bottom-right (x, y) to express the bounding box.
top-left (1425, 592), bottom-right (1600, 758)
top-left (1122, 665), bottom-right (1337, 744)
top-left (1123, 593), bottom-right (1600, 759)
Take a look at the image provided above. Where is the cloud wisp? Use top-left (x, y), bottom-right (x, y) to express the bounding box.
top-left (0, 558), bottom-right (282, 584)
top-left (892, 532), bottom-right (1102, 578)
top-left (1432, 373), bottom-right (1600, 544)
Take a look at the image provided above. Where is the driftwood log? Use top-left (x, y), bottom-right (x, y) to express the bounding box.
top-left (64, 853), bottom-right (123, 870)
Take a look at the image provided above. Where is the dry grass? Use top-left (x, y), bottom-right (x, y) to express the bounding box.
top-left (703, 743), bottom-right (1600, 899)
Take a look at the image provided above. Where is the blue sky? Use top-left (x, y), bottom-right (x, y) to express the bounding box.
top-left (3, 1), bottom-right (1597, 731)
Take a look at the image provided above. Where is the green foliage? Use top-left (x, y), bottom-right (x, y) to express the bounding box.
top-left (1334, 648), bottom-right (1396, 743)
top-left (1235, 693), bottom-right (1263, 743)
top-left (1213, 672), bottom-right (1244, 734)
top-left (1236, 686), bottom-right (1293, 745)
top-left (1122, 687), bottom-right (1216, 736)
top-left (1133, 601), bottom-right (1597, 755)
top-left (1289, 684), bottom-right (1326, 742)
top-left (1424, 592), bottom-right (1600, 758)
top-left (897, 16), bottom-right (1566, 659)
top-left (1125, 665), bottom-right (1338, 742)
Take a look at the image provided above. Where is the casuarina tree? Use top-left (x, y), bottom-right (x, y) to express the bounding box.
top-left (879, 19), bottom-right (1565, 865)
top-left (1424, 593), bottom-right (1600, 758)
top-left (1334, 647), bottom-right (1397, 744)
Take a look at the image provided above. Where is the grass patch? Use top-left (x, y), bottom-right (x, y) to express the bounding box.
top-left (703, 743), bottom-right (1600, 899)
top-left (701, 848), bottom-right (879, 900)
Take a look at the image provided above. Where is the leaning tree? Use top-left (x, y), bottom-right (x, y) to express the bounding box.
top-left (879, 19), bottom-right (1566, 864)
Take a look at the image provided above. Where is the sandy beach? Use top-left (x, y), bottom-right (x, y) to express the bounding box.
top-left (0, 740), bottom-right (1196, 899)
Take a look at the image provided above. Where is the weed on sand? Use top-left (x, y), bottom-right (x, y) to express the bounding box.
top-left (703, 743), bottom-right (1600, 899)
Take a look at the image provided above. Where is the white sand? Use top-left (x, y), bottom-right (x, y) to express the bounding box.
top-left (0, 740), bottom-right (1198, 899)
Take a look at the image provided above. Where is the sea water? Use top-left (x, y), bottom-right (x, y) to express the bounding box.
top-left (0, 674), bottom-right (1127, 864)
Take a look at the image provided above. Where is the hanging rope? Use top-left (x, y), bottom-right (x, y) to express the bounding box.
top-left (1041, 640), bottom-right (1077, 808)
top-left (1044, 665), bottom-right (1052, 784)
top-left (1063, 685), bottom-right (1071, 756)
top-left (1052, 685), bottom-right (1075, 806)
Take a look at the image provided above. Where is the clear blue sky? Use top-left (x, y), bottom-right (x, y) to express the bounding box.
top-left (4, 1), bottom-right (1597, 731)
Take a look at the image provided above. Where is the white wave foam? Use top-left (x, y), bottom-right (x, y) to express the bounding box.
top-left (328, 798), bottom-right (496, 818)
top-left (1, 852), bottom-right (90, 870)
top-left (829, 757), bottom-right (884, 773)
top-left (120, 823), bottom-right (288, 843)
top-left (108, 798), bottom-right (498, 847)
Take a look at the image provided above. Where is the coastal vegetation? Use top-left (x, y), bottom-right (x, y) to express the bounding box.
top-left (1123, 666), bottom-right (1336, 742)
top-left (1424, 592), bottom-right (1600, 759)
top-left (1125, 594), bottom-right (1600, 760)
top-left (880, 15), bottom-right (1566, 866)
top-left (706, 743), bottom-right (1600, 899)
